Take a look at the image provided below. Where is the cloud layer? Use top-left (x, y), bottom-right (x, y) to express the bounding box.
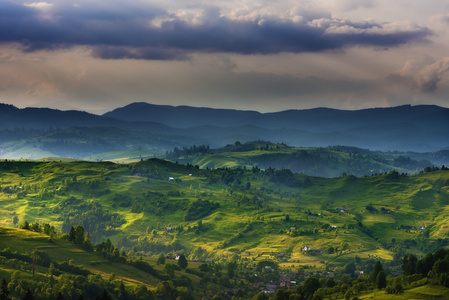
top-left (0, 1), bottom-right (432, 60)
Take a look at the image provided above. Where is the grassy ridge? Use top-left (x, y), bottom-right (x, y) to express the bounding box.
top-left (165, 143), bottom-right (438, 177)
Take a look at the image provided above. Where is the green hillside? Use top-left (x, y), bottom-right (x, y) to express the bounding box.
top-left (1, 159), bottom-right (449, 299)
top-left (165, 142), bottom-right (437, 177)
top-left (0, 159), bottom-right (448, 268)
top-left (0, 226), bottom-right (156, 286)
top-left (0, 226), bottom-right (222, 299)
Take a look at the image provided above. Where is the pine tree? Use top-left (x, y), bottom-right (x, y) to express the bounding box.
top-left (402, 254), bottom-right (418, 275)
top-left (82, 232), bottom-right (94, 252)
top-left (20, 221), bottom-right (30, 230)
top-left (96, 289), bottom-right (111, 300)
top-left (157, 253), bottom-right (166, 265)
top-left (22, 288), bottom-right (34, 300)
top-left (0, 278), bottom-right (10, 300)
top-left (12, 216), bottom-right (19, 227)
top-left (69, 227), bottom-right (76, 242)
top-left (370, 261), bottom-right (383, 282)
top-left (178, 254), bottom-right (188, 269)
top-left (376, 271), bottom-right (387, 290)
top-left (74, 225), bottom-right (85, 245)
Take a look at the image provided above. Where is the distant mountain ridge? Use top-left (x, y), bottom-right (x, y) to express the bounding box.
top-left (103, 102), bottom-right (448, 132)
top-left (103, 102), bottom-right (262, 128)
top-left (102, 102), bottom-right (449, 151)
top-left (0, 103), bottom-right (124, 129)
top-left (0, 102), bottom-right (448, 155)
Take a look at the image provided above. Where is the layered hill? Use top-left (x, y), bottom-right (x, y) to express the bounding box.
top-left (103, 102), bottom-right (448, 132)
top-left (0, 103), bottom-right (448, 159)
top-left (104, 103), bottom-right (449, 151)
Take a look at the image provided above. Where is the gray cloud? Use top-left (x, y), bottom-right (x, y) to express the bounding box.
top-left (322, 0), bottom-right (375, 12)
top-left (414, 58), bottom-right (449, 92)
top-left (91, 46), bottom-right (190, 60)
top-left (0, 1), bottom-right (432, 60)
top-left (393, 56), bottom-right (449, 92)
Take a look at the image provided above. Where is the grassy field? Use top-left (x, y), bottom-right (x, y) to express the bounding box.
top-left (0, 226), bottom-right (160, 287)
top-left (358, 285), bottom-right (449, 300)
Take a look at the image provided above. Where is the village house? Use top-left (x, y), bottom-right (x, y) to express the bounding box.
top-left (325, 271), bottom-right (334, 278)
top-left (261, 282), bottom-right (277, 294)
top-left (404, 225), bottom-right (417, 230)
top-left (279, 275), bottom-right (291, 288)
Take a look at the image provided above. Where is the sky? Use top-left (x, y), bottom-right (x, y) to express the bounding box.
top-left (0, 0), bottom-right (449, 114)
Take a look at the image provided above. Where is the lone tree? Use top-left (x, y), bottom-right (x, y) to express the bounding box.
top-left (177, 254), bottom-right (188, 269)
top-left (376, 271), bottom-right (387, 290)
top-left (157, 253), bottom-right (166, 265)
top-left (12, 216), bottom-right (19, 227)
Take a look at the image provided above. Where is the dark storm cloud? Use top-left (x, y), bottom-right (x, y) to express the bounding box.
top-left (0, 1), bottom-right (432, 59)
top-left (91, 46), bottom-right (190, 60)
